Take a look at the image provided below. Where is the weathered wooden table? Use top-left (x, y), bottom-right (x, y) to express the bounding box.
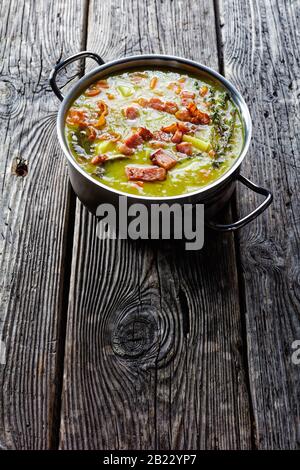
top-left (0, 0), bottom-right (299, 450)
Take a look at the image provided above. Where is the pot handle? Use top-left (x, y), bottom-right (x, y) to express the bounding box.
top-left (49, 51), bottom-right (104, 101)
top-left (206, 174), bottom-right (273, 232)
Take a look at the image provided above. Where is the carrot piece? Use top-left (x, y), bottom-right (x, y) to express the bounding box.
top-left (137, 97), bottom-right (149, 107)
top-left (84, 85), bottom-right (101, 97)
top-left (150, 76), bottom-right (158, 89)
top-left (97, 100), bottom-right (108, 115)
top-left (95, 114), bottom-right (106, 128)
top-left (96, 79), bottom-right (109, 89)
top-left (200, 85), bottom-right (208, 97)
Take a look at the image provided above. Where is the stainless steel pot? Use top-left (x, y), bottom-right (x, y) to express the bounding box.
top-left (49, 51), bottom-right (272, 231)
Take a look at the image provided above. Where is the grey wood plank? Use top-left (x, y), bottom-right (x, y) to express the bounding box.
top-left (0, 0), bottom-right (86, 449)
top-left (60, 0), bottom-right (252, 449)
top-left (220, 0), bottom-right (300, 449)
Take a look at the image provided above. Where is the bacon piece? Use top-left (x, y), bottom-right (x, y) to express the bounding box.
top-left (176, 142), bottom-right (193, 155)
top-left (86, 126), bottom-right (97, 141)
top-left (138, 127), bottom-right (153, 141)
top-left (150, 149), bottom-right (177, 170)
top-left (125, 165), bottom-right (166, 182)
top-left (162, 122), bottom-right (190, 135)
top-left (175, 103), bottom-right (211, 125)
top-left (186, 102), bottom-right (210, 124)
top-left (91, 154), bottom-right (108, 165)
top-left (117, 143), bottom-right (135, 155)
top-left (181, 91), bottom-right (197, 107)
top-left (149, 97), bottom-right (165, 111)
top-left (152, 130), bottom-right (171, 142)
top-left (164, 101), bottom-right (179, 114)
top-left (149, 141), bottom-right (167, 149)
top-left (175, 109), bottom-right (192, 121)
top-left (137, 97), bottom-right (179, 115)
top-left (162, 123), bottom-right (178, 134)
top-left (171, 130), bottom-right (183, 144)
top-left (124, 133), bottom-right (144, 148)
top-left (66, 109), bottom-right (88, 126)
top-left (124, 106), bottom-right (140, 119)
top-left (177, 122), bottom-right (191, 133)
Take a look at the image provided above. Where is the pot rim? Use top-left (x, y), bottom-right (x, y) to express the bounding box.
top-left (57, 54), bottom-right (252, 201)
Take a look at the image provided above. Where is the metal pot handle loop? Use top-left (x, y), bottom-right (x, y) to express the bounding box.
top-left (49, 51), bottom-right (104, 101)
top-left (206, 174), bottom-right (273, 232)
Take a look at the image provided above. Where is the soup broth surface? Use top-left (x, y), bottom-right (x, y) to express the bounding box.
top-left (65, 69), bottom-right (244, 196)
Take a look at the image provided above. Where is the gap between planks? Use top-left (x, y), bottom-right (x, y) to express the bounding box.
top-left (48, 0), bottom-right (91, 449)
top-left (213, 0), bottom-right (257, 448)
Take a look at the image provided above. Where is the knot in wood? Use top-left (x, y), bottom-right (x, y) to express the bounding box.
top-left (0, 78), bottom-right (19, 117)
top-left (112, 311), bottom-right (158, 359)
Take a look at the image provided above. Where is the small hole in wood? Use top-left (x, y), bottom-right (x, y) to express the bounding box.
top-left (11, 157), bottom-right (28, 177)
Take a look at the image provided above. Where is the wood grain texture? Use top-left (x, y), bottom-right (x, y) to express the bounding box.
top-left (60, 0), bottom-right (252, 450)
top-left (0, 0), bottom-right (86, 449)
top-left (220, 0), bottom-right (300, 449)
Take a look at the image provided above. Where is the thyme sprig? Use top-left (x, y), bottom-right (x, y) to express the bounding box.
top-left (209, 90), bottom-right (237, 165)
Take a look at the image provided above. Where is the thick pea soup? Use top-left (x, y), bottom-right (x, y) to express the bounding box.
top-left (65, 69), bottom-right (244, 197)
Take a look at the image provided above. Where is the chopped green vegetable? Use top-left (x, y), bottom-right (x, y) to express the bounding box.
top-left (182, 135), bottom-right (210, 152)
top-left (94, 140), bottom-right (116, 154)
top-left (117, 85), bottom-right (134, 97)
